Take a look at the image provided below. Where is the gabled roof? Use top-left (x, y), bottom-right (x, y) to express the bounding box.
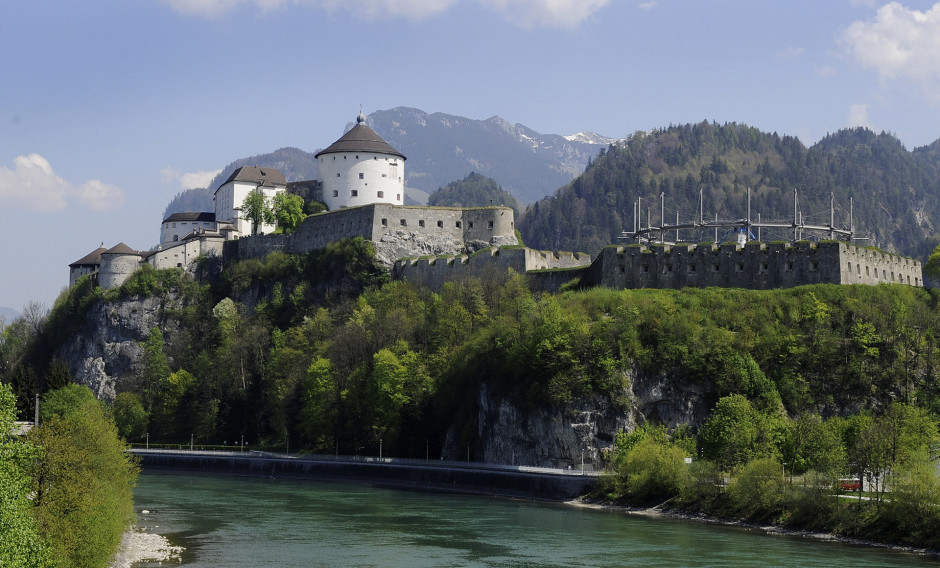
top-left (217, 166), bottom-right (287, 191)
top-left (163, 211), bottom-right (216, 224)
top-left (103, 243), bottom-right (139, 256)
top-left (314, 113), bottom-right (406, 160)
top-left (69, 246), bottom-right (107, 268)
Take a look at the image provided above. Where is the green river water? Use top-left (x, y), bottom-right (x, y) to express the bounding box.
top-left (131, 471), bottom-right (937, 567)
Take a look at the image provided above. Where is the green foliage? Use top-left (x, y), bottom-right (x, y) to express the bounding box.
top-left (609, 436), bottom-right (691, 504)
top-left (518, 122), bottom-right (940, 262)
top-left (726, 457), bottom-right (785, 519)
top-left (242, 190), bottom-right (275, 235)
top-left (112, 392), bottom-right (148, 441)
top-left (273, 192), bottom-right (306, 234)
top-left (924, 243), bottom-right (940, 285)
top-left (428, 172), bottom-right (520, 212)
top-left (29, 385), bottom-right (138, 568)
top-left (0, 383), bottom-right (49, 568)
top-left (698, 395), bottom-right (779, 469)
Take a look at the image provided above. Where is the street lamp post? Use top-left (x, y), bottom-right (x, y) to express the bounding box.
top-left (146, 433), bottom-right (149, 450)
top-left (379, 438), bottom-right (382, 459)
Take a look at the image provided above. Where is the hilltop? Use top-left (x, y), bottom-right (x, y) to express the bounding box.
top-left (519, 123), bottom-right (940, 261)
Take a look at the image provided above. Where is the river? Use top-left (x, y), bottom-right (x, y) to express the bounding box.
top-left (129, 471), bottom-right (935, 567)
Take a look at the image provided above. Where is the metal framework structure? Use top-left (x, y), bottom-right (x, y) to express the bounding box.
top-left (618, 188), bottom-right (869, 246)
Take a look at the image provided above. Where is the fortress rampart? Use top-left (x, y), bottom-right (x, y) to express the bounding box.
top-left (583, 241), bottom-right (922, 290)
top-left (394, 247), bottom-right (592, 291)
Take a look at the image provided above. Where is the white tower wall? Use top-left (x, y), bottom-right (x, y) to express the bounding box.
top-left (319, 152), bottom-right (404, 210)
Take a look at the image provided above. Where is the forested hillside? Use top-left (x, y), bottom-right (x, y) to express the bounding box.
top-left (427, 172), bottom-right (520, 212)
top-left (518, 123), bottom-right (940, 261)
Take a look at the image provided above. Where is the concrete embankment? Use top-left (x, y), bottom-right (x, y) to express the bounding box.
top-left (131, 449), bottom-right (599, 500)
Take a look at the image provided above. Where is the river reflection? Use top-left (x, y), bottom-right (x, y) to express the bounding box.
top-left (131, 471), bottom-right (936, 567)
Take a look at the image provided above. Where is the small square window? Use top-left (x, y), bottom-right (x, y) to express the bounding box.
top-left (488, 221), bottom-right (494, 229)
top-left (437, 220), bottom-right (443, 228)
top-left (332, 190), bottom-right (338, 197)
top-left (336, 173), bottom-right (341, 177)
top-left (351, 190), bottom-right (358, 197)
top-left (456, 221), bottom-right (462, 228)
top-left (377, 191), bottom-right (384, 198)
top-left (469, 222), bottom-right (474, 229)
top-left (419, 220), bottom-right (425, 228)
top-left (641, 264), bottom-right (649, 273)
top-left (381, 218), bottom-right (387, 227)
top-left (359, 173), bottom-right (364, 179)
top-left (400, 219), bottom-right (407, 226)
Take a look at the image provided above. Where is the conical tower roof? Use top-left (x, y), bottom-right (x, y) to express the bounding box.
top-left (315, 113), bottom-right (406, 160)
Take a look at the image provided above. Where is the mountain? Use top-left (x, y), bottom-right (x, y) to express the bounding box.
top-left (427, 172), bottom-right (520, 213)
top-left (364, 107), bottom-right (611, 204)
top-left (518, 122), bottom-right (940, 261)
top-left (0, 306), bottom-right (19, 323)
top-left (162, 108), bottom-right (612, 217)
top-left (162, 147), bottom-right (321, 219)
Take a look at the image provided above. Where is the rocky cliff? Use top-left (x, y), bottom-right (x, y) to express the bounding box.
top-left (452, 368), bottom-right (710, 470)
top-left (56, 295), bottom-right (182, 401)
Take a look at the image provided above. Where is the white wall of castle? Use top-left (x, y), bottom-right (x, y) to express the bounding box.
top-left (215, 181), bottom-right (283, 236)
top-left (148, 237), bottom-right (225, 271)
top-left (98, 253), bottom-right (141, 289)
top-left (160, 219), bottom-right (216, 246)
top-left (318, 152), bottom-right (404, 211)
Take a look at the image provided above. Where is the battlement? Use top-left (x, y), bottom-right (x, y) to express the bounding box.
top-left (394, 247), bottom-right (592, 290)
top-left (586, 241), bottom-right (922, 290)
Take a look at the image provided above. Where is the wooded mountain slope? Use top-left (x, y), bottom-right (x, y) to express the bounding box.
top-left (518, 122), bottom-right (940, 261)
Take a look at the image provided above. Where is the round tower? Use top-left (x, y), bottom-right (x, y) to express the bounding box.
top-left (316, 112), bottom-right (407, 210)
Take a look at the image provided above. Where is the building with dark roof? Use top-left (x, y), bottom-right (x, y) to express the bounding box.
top-left (316, 112), bottom-right (407, 211)
top-left (161, 212), bottom-right (217, 246)
top-left (214, 166), bottom-right (287, 237)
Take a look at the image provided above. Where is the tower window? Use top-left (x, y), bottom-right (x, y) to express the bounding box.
top-left (359, 173), bottom-right (364, 179)
top-left (377, 191), bottom-right (384, 198)
top-left (400, 219), bottom-right (407, 227)
top-left (456, 221), bottom-right (462, 228)
top-left (437, 220), bottom-right (443, 228)
top-left (336, 173), bottom-right (340, 177)
top-left (488, 221), bottom-right (494, 229)
top-left (332, 190), bottom-right (338, 197)
top-left (381, 218), bottom-right (387, 227)
top-left (351, 190), bottom-right (358, 197)
top-left (419, 220), bottom-right (425, 228)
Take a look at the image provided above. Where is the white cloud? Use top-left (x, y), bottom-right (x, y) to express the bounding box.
top-left (638, 1), bottom-right (657, 11)
top-left (159, 0), bottom-right (609, 27)
top-left (160, 0), bottom-right (455, 19)
top-left (161, 166), bottom-right (222, 190)
top-left (0, 154), bottom-right (124, 213)
top-left (847, 103), bottom-right (873, 130)
top-left (318, 0), bottom-right (456, 19)
top-left (841, 2), bottom-right (940, 99)
top-left (479, 0), bottom-right (611, 28)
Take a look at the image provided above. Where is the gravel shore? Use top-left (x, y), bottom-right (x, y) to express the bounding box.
top-left (109, 526), bottom-right (183, 568)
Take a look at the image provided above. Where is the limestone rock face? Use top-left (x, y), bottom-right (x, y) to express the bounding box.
top-left (56, 295), bottom-right (180, 401)
top-left (373, 229), bottom-right (517, 267)
top-left (461, 369), bottom-right (710, 470)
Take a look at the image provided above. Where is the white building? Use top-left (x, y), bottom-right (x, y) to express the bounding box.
top-left (214, 166), bottom-right (287, 237)
top-left (316, 112), bottom-right (406, 211)
top-left (160, 212), bottom-right (217, 246)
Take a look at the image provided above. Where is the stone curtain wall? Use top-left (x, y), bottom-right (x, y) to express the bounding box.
top-left (588, 241), bottom-right (922, 291)
top-left (150, 237), bottom-right (226, 269)
top-left (395, 247), bottom-right (592, 291)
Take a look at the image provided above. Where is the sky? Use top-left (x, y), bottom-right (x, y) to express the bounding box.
top-left (3, 0), bottom-right (940, 313)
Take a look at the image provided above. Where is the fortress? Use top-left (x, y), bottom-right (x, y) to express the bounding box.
top-left (68, 113), bottom-right (923, 293)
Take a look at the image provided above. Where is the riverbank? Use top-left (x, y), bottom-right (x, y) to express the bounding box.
top-left (129, 448), bottom-right (598, 500)
top-left (566, 497), bottom-right (940, 559)
top-left (109, 522), bottom-right (183, 568)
